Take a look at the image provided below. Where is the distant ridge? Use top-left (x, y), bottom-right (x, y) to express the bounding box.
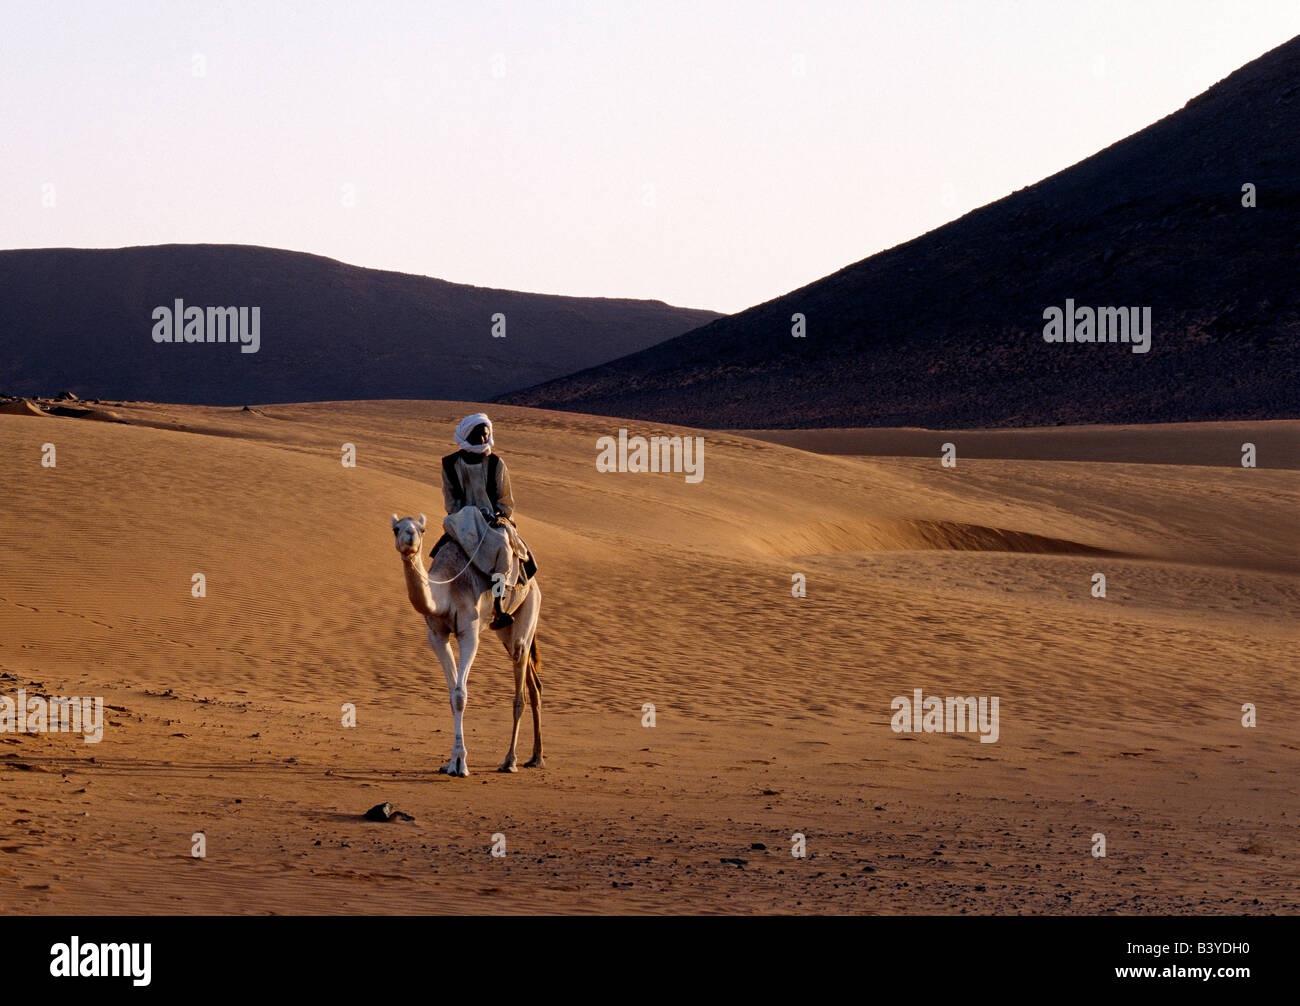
top-left (501, 36), bottom-right (1300, 428)
top-left (0, 244), bottom-right (720, 405)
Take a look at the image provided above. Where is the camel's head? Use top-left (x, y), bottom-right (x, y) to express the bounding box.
top-left (390, 513), bottom-right (427, 558)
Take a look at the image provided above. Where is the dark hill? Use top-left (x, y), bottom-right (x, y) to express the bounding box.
top-left (0, 244), bottom-right (720, 405)
top-left (501, 36), bottom-right (1300, 427)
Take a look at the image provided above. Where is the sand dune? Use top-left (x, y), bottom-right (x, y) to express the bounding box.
top-left (0, 402), bottom-right (1295, 914)
top-left (0, 400), bottom-right (48, 418)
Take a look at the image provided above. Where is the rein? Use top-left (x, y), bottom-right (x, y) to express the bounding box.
top-left (405, 532), bottom-right (490, 585)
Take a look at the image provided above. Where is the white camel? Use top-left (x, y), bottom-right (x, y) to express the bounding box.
top-left (390, 513), bottom-right (543, 776)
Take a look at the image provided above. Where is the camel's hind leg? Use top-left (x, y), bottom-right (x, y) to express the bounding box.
top-left (497, 581), bottom-right (542, 771)
top-left (523, 635), bottom-right (544, 768)
top-left (499, 641), bottom-right (527, 773)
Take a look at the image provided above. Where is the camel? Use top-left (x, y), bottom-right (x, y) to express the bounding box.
top-left (390, 513), bottom-right (543, 777)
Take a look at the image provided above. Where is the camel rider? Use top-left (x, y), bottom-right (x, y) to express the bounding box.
top-left (437, 413), bottom-right (530, 630)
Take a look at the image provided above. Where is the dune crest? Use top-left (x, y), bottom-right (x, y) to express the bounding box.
top-left (749, 518), bottom-right (1117, 559)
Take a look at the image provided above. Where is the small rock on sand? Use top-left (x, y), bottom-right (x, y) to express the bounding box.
top-left (363, 802), bottom-right (415, 822)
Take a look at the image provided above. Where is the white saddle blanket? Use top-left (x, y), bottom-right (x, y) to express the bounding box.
top-left (443, 506), bottom-right (530, 587)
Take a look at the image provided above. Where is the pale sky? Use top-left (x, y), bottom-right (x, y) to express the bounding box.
top-left (2, 1), bottom-right (1295, 313)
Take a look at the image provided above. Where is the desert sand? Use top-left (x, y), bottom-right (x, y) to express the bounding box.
top-left (0, 401), bottom-right (1295, 914)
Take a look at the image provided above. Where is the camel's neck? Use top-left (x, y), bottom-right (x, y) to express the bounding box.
top-left (401, 553), bottom-right (444, 618)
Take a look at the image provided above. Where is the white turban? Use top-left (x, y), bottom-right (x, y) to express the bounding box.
top-left (454, 413), bottom-right (494, 454)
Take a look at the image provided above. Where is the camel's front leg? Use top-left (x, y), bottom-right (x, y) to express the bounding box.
top-left (425, 626), bottom-right (465, 777)
top-left (438, 622), bottom-right (480, 777)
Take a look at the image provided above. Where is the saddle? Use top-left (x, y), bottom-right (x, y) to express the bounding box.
top-left (430, 524), bottom-right (537, 576)
top-left (430, 525), bottom-right (538, 609)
